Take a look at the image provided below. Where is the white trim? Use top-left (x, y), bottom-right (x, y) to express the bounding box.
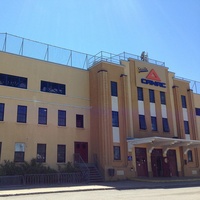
top-left (150, 103), bottom-right (156, 117)
top-left (111, 96), bottom-right (118, 111)
top-left (138, 100), bottom-right (144, 115)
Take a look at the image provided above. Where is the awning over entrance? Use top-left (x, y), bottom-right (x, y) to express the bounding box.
top-left (127, 137), bottom-right (200, 156)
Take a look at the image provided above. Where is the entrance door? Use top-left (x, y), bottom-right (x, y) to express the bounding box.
top-left (74, 142), bottom-right (88, 163)
top-left (135, 147), bottom-right (148, 177)
top-left (151, 149), bottom-right (163, 177)
top-left (167, 150), bottom-right (178, 177)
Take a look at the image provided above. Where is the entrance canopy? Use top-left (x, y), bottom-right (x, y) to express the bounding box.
top-left (127, 137), bottom-right (200, 156)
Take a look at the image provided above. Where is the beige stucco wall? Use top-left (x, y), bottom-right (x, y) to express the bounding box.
top-left (0, 52), bottom-right (90, 169)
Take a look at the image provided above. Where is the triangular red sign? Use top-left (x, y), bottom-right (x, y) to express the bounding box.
top-left (146, 69), bottom-right (161, 81)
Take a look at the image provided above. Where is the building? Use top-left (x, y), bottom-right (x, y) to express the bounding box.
top-left (0, 33), bottom-right (200, 181)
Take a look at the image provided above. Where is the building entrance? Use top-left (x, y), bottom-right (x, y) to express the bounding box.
top-left (151, 149), bottom-right (178, 177)
top-left (74, 142), bottom-right (88, 163)
top-left (135, 147), bottom-right (148, 177)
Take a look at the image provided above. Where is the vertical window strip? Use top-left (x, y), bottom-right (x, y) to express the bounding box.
top-left (112, 111), bottom-right (119, 127)
top-left (160, 92), bottom-right (166, 105)
top-left (162, 118), bottom-right (170, 132)
top-left (139, 115), bottom-right (147, 130)
top-left (111, 81), bottom-right (118, 97)
top-left (137, 87), bottom-right (143, 101)
top-left (181, 95), bottom-right (187, 108)
top-left (149, 89), bottom-right (155, 103)
top-left (0, 103), bottom-right (5, 121)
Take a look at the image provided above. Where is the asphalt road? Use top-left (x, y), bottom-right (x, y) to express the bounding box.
top-left (1, 187), bottom-right (200, 200)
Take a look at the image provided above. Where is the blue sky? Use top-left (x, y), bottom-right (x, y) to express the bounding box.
top-left (0, 0), bottom-right (200, 81)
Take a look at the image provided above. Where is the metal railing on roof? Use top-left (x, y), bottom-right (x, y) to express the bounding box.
top-left (0, 33), bottom-right (199, 94)
top-left (175, 76), bottom-right (200, 94)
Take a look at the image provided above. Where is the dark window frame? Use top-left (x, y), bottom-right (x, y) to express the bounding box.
top-left (196, 108), bottom-right (200, 116)
top-left (57, 145), bottom-right (66, 163)
top-left (40, 80), bottom-right (66, 95)
top-left (162, 118), bottom-right (170, 132)
top-left (139, 115), bottom-right (147, 130)
top-left (149, 89), bottom-right (155, 103)
top-left (17, 105), bottom-right (27, 123)
top-left (184, 121), bottom-right (190, 134)
top-left (187, 150), bottom-right (193, 162)
top-left (37, 144), bottom-right (46, 163)
top-left (0, 73), bottom-right (27, 89)
top-left (160, 92), bottom-right (166, 105)
top-left (113, 146), bottom-right (121, 160)
top-left (151, 116), bottom-right (157, 131)
top-left (112, 111), bottom-right (119, 127)
top-left (137, 87), bottom-right (143, 101)
top-left (111, 81), bottom-right (118, 97)
top-left (38, 108), bottom-right (47, 125)
top-left (76, 114), bottom-right (84, 128)
top-left (58, 110), bottom-right (66, 126)
top-left (14, 143), bottom-right (25, 162)
top-left (0, 103), bottom-right (5, 121)
top-left (181, 95), bottom-right (187, 108)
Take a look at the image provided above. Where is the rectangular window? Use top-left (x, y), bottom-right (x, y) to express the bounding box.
top-left (58, 110), bottom-right (66, 126)
top-left (113, 146), bottom-right (121, 160)
top-left (151, 116), bottom-right (157, 131)
top-left (181, 95), bottom-right (187, 108)
top-left (14, 143), bottom-right (25, 162)
top-left (111, 81), bottom-right (118, 96)
top-left (38, 108), bottom-right (47, 125)
top-left (196, 108), bottom-right (200, 116)
top-left (0, 73), bottom-right (27, 89)
top-left (40, 80), bottom-right (65, 95)
top-left (17, 105), bottom-right (27, 123)
top-left (149, 90), bottom-right (155, 103)
top-left (160, 92), bottom-right (166, 105)
top-left (0, 103), bottom-right (5, 121)
top-left (139, 115), bottom-right (147, 130)
top-left (162, 118), bottom-right (170, 132)
top-left (187, 150), bottom-right (193, 162)
top-left (37, 144), bottom-right (46, 163)
top-left (184, 121), bottom-right (190, 134)
top-left (57, 145), bottom-right (66, 163)
top-left (112, 111), bottom-right (119, 127)
top-left (137, 87), bottom-right (143, 101)
top-left (76, 114), bottom-right (84, 128)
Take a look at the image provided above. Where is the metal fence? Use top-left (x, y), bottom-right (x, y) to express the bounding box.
top-left (0, 172), bottom-right (84, 187)
top-left (0, 33), bottom-right (199, 94)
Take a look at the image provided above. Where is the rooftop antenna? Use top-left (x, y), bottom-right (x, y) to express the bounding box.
top-left (140, 51), bottom-right (148, 62)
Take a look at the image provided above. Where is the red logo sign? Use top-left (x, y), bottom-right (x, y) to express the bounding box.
top-left (146, 69), bottom-right (161, 81)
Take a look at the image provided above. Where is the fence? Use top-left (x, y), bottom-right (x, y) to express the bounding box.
top-left (0, 172), bottom-right (84, 187)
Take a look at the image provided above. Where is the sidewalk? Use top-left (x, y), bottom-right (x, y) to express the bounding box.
top-left (1, 177), bottom-right (200, 197)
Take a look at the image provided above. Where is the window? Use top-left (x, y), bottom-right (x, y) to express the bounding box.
top-left (76, 114), bottom-right (84, 128)
top-left (57, 145), bottom-right (66, 163)
top-left (38, 108), bottom-right (47, 125)
top-left (149, 90), bottom-right (155, 103)
top-left (0, 73), bottom-right (27, 89)
top-left (113, 146), bottom-right (121, 160)
top-left (139, 115), bottom-right (147, 130)
top-left (58, 110), bottom-right (66, 126)
top-left (14, 143), bottom-right (25, 162)
top-left (181, 95), bottom-right (187, 108)
top-left (0, 103), bottom-right (5, 121)
top-left (151, 116), bottom-right (157, 131)
top-left (162, 118), bottom-right (170, 132)
top-left (160, 92), bottom-right (166, 104)
top-left (111, 81), bottom-right (118, 96)
top-left (112, 111), bottom-right (119, 127)
top-left (137, 87), bottom-right (143, 101)
top-left (187, 150), bottom-right (193, 162)
top-left (37, 144), bottom-right (46, 162)
top-left (195, 108), bottom-right (200, 116)
top-left (17, 105), bottom-right (27, 123)
top-left (184, 121), bottom-right (190, 134)
top-left (40, 81), bottom-right (65, 95)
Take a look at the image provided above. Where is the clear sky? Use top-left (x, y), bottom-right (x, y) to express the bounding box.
top-left (0, 0), bottom-right (200, 81)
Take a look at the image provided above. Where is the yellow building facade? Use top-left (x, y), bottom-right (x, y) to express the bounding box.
top-left (0, 35), bottom-right (200, 181)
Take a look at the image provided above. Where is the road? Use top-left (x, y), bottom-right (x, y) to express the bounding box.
top-left (2, 187), bottom-right (200, 200)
